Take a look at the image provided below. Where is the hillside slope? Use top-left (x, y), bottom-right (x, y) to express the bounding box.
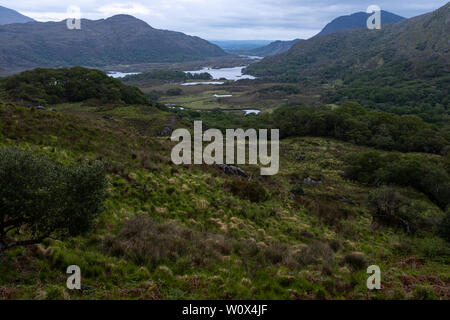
top-left (0, 14), bottom-right (226, 69)
top-left (317, 10), bottom-right (405, 36)
top-left (246, 3), bottom-right (450, 82)
top-left (248, 39), bottom-right (302, 56)
top-left (0, 5), bottom-right (34, 25)
top-left (0, 98), bottom-right (448, 300)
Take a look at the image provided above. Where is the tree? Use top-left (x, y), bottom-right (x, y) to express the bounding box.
top-left (0, 147), bottom-right (107, 254)
top-left (368, 187), bottom-right (411, 232)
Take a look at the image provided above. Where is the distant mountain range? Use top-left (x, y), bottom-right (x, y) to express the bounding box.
top-left (246, 3), bottom-right (449, 82)
top-left (0, 5), bottom-right (34, 25)
top-left (0, 14), bottom-right (226, 69)
top-left (317, 10), bottom-right (405, 36)
top-left (210, 40), bottom-right (274, 52)
top-left (247, 39), bottom-right (302, 57)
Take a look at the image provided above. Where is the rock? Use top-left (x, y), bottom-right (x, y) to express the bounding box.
top-left (300, 230), bottom-right (314, 239)
top-left (35, 105), bottom-right (46, 110)
top-left (303, 177), bottom-right (323, 185)
top-left (297, 153), bottom-right (306, 161)
top-left (217, 164), bottom-right (247, 177)
top-left (159, 127), bottom-right (173, 136)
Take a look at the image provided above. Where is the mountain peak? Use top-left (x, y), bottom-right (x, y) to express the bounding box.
top-left (317, 10), bottom-right (405, 36)
top-left (0, 5), bottom-right (35, 25)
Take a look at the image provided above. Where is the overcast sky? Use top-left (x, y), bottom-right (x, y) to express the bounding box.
top-left (2, 0), bottom-right (448, 40)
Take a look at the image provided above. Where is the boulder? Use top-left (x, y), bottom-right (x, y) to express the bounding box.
top-left (217, 164), bottom-right (247, 177)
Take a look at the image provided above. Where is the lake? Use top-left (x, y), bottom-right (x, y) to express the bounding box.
top-left (108, 71), bottom-right (141, 78)
top-left (181, 81), bottom-right (225, 86)
top-left (184, 66), bottom-right (256, 81)
top-left (244, 109), bottom-right (261, 115)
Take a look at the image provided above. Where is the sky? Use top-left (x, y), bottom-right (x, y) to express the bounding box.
top-left (1, 0), bottom-right (448, 40)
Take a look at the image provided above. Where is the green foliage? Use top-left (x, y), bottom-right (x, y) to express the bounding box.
top-left (124, 70), bottom-right (212, 82)
top-left (166, 88), bottom-right (183, 96)
top-left (258, 85), bottom-right (300, 95)
top-left (225, 179), bottom-right (269, 203)
top-left (439, 209), bottom-right (450, 242)
top-left (0, 67), bottom-right (149, 105)
top-left (367, 187), bottom-right (441, 233)
top-left (325, 70), bottom-right (450, 124)
top-left (270, 103), bottom-right (448, 154)
top-left (0, 147), bottom-right (107, 252)
top-left (343, 252), bottom-right (366, 271)
top-left (345, 151), bottom-right (450, 210)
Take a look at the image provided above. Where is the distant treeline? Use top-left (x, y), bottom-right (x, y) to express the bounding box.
top-left (323, 63), bottom-right (450, 124)
top-left (123, 70), bottom-right (213, 82)
top-left (271, 102), bottom-right (449, 155)
top-left (344, 150), bottom-right (450, 211)
top-left (171, 101), bottom-right (450, 155)
top-left (0, 67), bottom-right (149, 105)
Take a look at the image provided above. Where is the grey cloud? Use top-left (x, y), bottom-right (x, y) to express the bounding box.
top-left (0, 0), bottom-right (448, 39)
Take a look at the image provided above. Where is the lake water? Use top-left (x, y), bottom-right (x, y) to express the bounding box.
top-left (108, 71), bottom-right (141, 78)
top-left (185, 66), bottom-right (256, 81)
top-left (244, 109), bottom-right (261, 115)
top-left (239, 55), bottom-right (264, 60)
top-left (181, 81), bottom-right (225, 86)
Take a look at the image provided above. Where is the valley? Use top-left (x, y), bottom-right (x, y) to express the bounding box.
top-left (0, 1), bottom-right (448, 302)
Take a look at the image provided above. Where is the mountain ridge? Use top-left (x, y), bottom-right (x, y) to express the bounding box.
top-left (246, 3), bottom-right (450, 82)
top-left (317, 10), bottom-right (405, 36)
top-left (0, 5), bottom-right (35, 25)
top-left (247, 39), bottom-right (302, 56)
top-left (0, 14), bottom-right (227, 69)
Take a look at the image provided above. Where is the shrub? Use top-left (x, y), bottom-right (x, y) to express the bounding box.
top-left (0, 147), bottom-right (107, 254)
top-left (439, 209), bottom-right (450, 242)
top-left (0, 67), bottom-right (149, 105)
top-left (225, 179), bottom-right (269, 203)
top-left (166, 88), bottom-right (183, 96)
top-left (343, 252), bottom-right (367, 270)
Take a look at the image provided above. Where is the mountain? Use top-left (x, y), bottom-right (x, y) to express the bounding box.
top-left (0, 15), bottom-right (226, 69)
top-left (248, 39), bottom-right (302, 57)
top-left (246, 3), bottom-right (449, 82)
top-left (210, 40), bottom-right (274, 52)
top-left (0, 5), bottom-right (34, 25)
top-left (317, 10), bottom-right (405, 36)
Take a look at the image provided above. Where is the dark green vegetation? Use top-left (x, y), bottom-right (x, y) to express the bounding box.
top-left (0, 5), bottom-right (34, 25)
top-left (317, 11), bottom-right (404, 36)
top-left (0, 67), bottom-right (149, 105)
top-left (245, 39), bottom-right (302, 57)
top-left (270, 102), bottom-right (449, 154)
top-left (344, 151), bottom-right (450, 210)
top-left (0, 3), bottom-right (448, 299)
top-left (0, 86), bottom-right (448, 299)
top-left (124, 70), bottom-right (213, 82)
top-left (0, 147), bottom-right (106, 254)
top-left (246, 4), bottom-right (449, 122)
top-left (0, 14), bottom-right (226, 69)
top-left (322, 66), bottom-right (450, 124)
top-left (172, 102), bottom-right (449, 155)
top-left (248, 4), bottom-right (449, 82)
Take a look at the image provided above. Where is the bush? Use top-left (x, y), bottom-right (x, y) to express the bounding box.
top-left (439, 209), bottom-right (450, 242)
top-left (0, 147), bottom-right (107, 253)
top-left (166, 88), bottom-right (183, 96)
top-left (0, 67), bottom-right (149, 105)
top-left (225, 179), bottom-right (269, 203)
top-left (343, 252), bottom-right (366, 270)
